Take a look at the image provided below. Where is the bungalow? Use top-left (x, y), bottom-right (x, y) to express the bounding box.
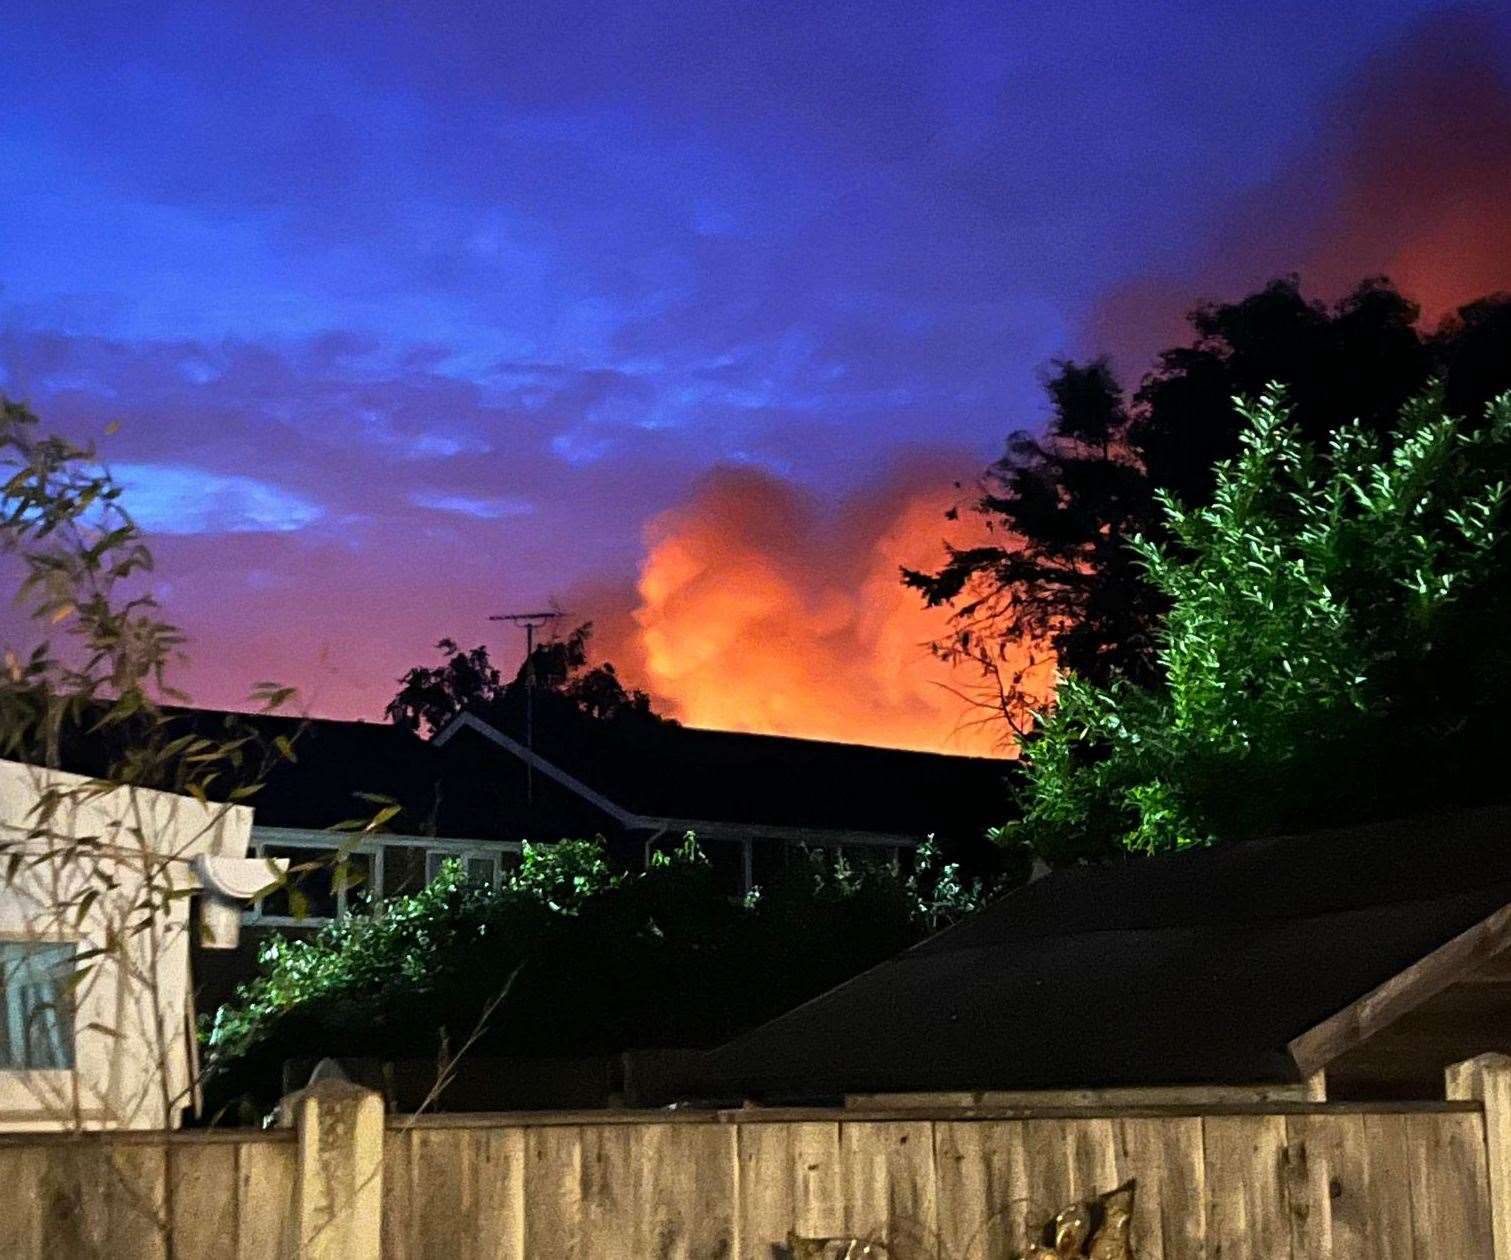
top-left (703, 804), bottom-right (1511, 1105)
top-left (0, 759), bottom-right (269, 1130)
top-left (166, 705), bottom-right (1012, 1011)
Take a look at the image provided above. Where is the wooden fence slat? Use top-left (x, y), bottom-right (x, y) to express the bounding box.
top-left (168, 1141), bottom-right (237, 1258)
top-left (41, 1143), bottom-right (112, 1258)
top-left (236, 1138), bottom-right (296, 1260)
top-left (581, 1124), bottom-right (636, 1260)
top-left (933, 1121), bottom-right (1033, 1259)
top-left (523, 1124), bottom-right (582, 1258)
top-left (472, 1127), bottom-right (526, 1260)
top-left (1114, 1116), bottom-right (1206, 1260)
top-left (687, 1123), bottom-right (739, 1259)
top-left (633, 1122), bottom-right (736, 1259)
top-left (1358, 1113), bottom-right (1417, 1260)
top-left (1203, 1113), bottom-right (1293, 1260)
top-left (1063, 1117), bottom-right (1119, 1204)
top-left (839, 1120), bottom-right (938, 1258)
top-left (407, 1127), bottom-right (474, 1260)
top-left (791, 1121), bottom-right (844, 1239)
top-left (1023, 1117), bottom-right (1078, 1239)
top-left (380, 1128), bottom-right (414, 1260)
top-left (734, 1120), bottom-right (793, 1259)
top-left (1407, 1110), bottom-right (1494, 1256)
top-left (0, 1145), bottom-right (47, 1258)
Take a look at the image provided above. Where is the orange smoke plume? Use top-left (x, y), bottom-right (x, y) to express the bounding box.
top-left (1087, 7), bottom-right (1511, 371)
top-left (595, 463), bottom-right (1049, 757)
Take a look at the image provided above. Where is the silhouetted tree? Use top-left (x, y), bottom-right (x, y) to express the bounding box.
top-left (386, 622), bottom-right (660, 736)
top-left (907, 277), bottom-right (1511, 712)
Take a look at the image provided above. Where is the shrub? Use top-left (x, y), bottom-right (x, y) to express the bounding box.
top-left (204, 833), bottom-right (995, 1112)
top-left (1013, 386), bottom-right (1511, 861)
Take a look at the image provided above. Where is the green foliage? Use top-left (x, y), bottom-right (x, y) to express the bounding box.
top-left (511, 836), bottom-right (621, 911)
top-left (1014, 386), bottom-right (1511, 861)
top-left (0, 398), bottom-right (309, 796)
top-left (204, 833), bottom-right (994, 1112)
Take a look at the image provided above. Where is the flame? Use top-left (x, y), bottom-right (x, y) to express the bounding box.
top-left (597, 464), bottom-right (1050, 757)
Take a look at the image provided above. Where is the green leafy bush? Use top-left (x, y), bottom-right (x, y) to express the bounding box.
top-left (1013, 386), bottom-right (1511, 861)
top-left (204, 833), bottom-right (993, 1112)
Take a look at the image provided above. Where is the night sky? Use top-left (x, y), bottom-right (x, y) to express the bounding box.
top-left (3, 3), bottom-right (1509, 750)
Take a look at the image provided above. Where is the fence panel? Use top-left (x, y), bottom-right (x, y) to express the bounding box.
top-left (0, 1099), bottom-right (1500, 1257)
top-left (0, 1131), bottom-right (294, 1260)
top-left (384, 1104), bottom-right (1495, 1258)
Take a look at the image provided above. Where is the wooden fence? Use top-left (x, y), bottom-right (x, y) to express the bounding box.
top-left (383, 1102), bottom-right (1495, 1258)
top-left (0, 1128), bottom-right (298, 1258)
top-left (2, 1054), bottom-right (1510, 1258)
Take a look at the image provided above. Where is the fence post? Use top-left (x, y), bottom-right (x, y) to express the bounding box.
top-left (1448, 1053), bottom-right (1511, 1258)
top-left (284, 1079), bottom-right (386, 1260)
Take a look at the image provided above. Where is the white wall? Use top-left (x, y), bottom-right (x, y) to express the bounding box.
top-left (0, 759), bottom-right (252, 1130)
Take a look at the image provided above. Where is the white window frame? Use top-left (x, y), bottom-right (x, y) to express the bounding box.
top-left (0, 936), bottom-right (78, 1073)
top-left (245, 828), bottom-right (523, 928)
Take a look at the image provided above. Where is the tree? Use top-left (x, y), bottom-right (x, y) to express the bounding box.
top-left (1009, 385), bottom-right (1511, 863)
top-left (385, 621), bottom-right (661, 736)
top-left (904, 359), bottom-right (1162, 710)
top-left (908, 279), bottom-right (1511, 721)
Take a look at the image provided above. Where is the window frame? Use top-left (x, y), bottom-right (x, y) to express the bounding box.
top-left (245, 829), bottom-right (523, 928)
top-left (0, 936), bottom-right (79, 1073)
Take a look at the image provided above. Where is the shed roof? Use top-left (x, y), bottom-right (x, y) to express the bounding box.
top-left (707, 805), bottom-right (1511, 1098)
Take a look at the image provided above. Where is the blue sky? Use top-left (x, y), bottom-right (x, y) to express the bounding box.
top-left (2, 1), bottom-right (1508, 737)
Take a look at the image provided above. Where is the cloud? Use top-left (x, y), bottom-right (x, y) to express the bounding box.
top-left (408, 491), bottom-right (535, 520)
top-left (109, 463), bottom-right (323, 535)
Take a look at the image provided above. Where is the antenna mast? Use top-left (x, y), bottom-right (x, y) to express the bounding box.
top-left (488, 609), bottom-right (563, 804)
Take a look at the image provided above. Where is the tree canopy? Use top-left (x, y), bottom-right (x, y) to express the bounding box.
top-left (907, 279), bottom-right (1511, 712)
top-left (1010, 385), bottom-right (1511, 863)
top-left (385, 621), bottom-right (662, 737)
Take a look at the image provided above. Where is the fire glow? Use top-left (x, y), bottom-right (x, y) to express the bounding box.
top-left (594, 464), bottom-right (1051, 758)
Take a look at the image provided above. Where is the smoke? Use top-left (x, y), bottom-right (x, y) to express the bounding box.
top-left (586, 460), bottom-right (1046, 756)
top-left (1087, 6), bottom-right (1511, 374)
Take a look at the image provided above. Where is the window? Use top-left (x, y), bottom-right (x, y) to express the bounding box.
top-left (0, 941), bottom-right (75, 1070)
top-left (256, 845), bottom-right (338, 919)
top-left (425, 849), bottom-right (499, 888)
top-left (245, 832), bottom-right (522, 923)
top-left (750, 837), bottom-right (788, 891)
top-left (382, 845), bottom-right (427, 900)
top-left (706, 839), bottom-right (746, 895)
top-left (254, 845), bottom-right (370, 922)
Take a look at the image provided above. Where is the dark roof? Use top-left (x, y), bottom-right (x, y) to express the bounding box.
top-left (707, 805), bottom-right (1511, 1097)
top-left (451, 707), bottom-right (1015, 839)
top-left (48, 705), bottom-right (608, 844)
top-left (47, 702), bottom-right (1012, 845)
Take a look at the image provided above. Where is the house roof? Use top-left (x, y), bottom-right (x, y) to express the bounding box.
top-left (439, 707), bottom-right (1014, 841)
top-left (706, 805), bottom-right (1511, 1098)
top-left (48, 702), bottom-right (1013, 848)
top-left (48, 706), bottom-right (607, 844)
